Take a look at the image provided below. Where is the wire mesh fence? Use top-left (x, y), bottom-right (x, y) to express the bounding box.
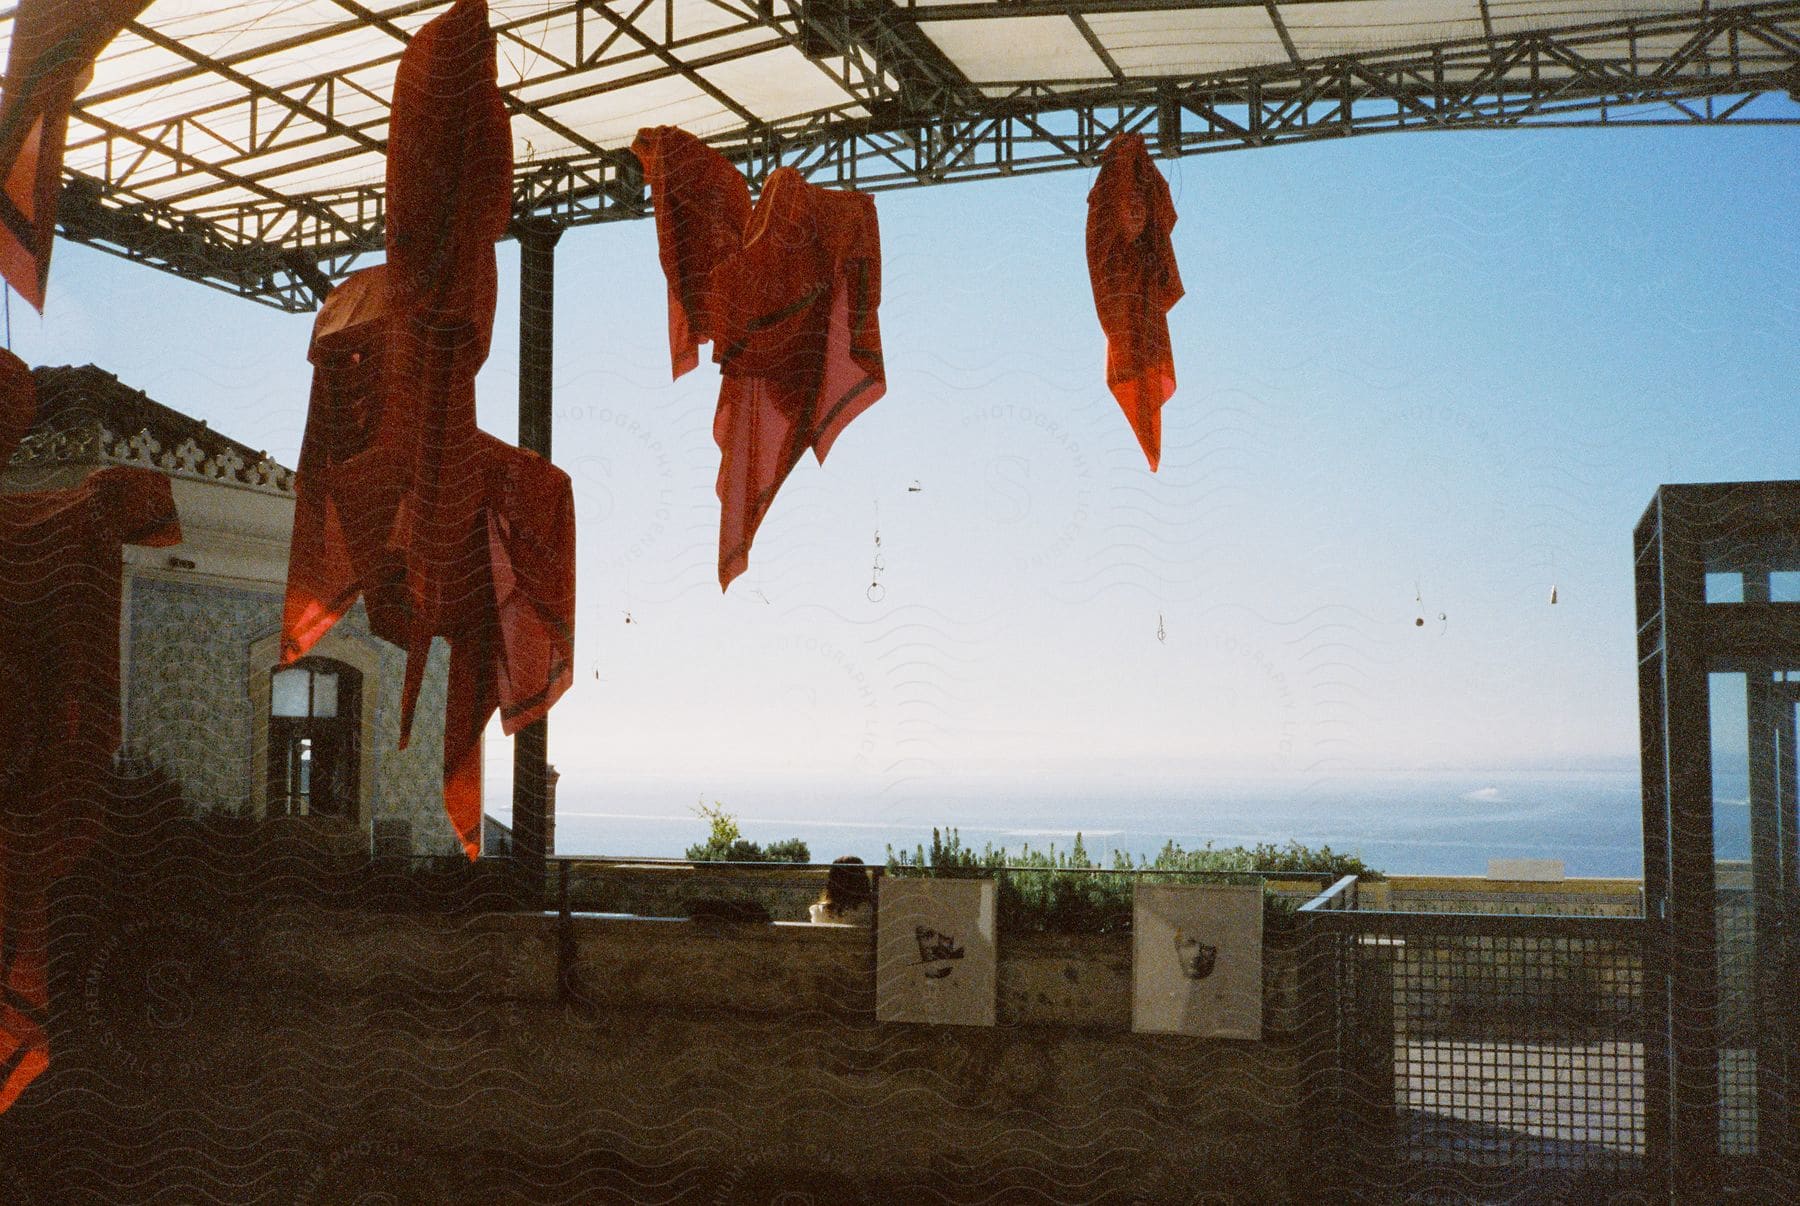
top-left (1296, 906), bottom-right (1650, 1201)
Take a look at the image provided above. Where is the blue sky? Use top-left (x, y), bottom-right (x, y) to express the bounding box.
top-left (11, 123), bottom-right (1798, 827)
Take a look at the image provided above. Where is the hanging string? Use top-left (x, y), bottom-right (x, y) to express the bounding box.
top-left (1156, 612), bottom-right (1166, 644)
top-left (590, 598), bottom-right (603, 680)
top-left (867, 499), bottom-right (885, 603)
top-left (1413, 580), bottom-right (1447, 634)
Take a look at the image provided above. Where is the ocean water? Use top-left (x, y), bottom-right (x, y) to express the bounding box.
top-left (518, 769), bottom-right (1654, 878)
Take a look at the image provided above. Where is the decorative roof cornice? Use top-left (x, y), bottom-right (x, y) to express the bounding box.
top-left (7, 364), bottom-right (296, 495)
top-left (10, 424), bottom-right (297, 495)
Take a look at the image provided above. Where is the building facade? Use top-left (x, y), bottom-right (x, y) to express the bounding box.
top-left (2, 364), bottom-right (462, 858)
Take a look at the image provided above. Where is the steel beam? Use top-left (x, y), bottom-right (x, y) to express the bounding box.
top-left (52, 4), bottom-right (1800, 311)
top-left (1659, 492), bottom-right (1721, 1201)
top-left (510, 222), bottom-right (562, 867)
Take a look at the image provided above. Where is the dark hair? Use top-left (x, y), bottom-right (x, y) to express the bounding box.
top-left (818, 855), bottom-right (871, 917)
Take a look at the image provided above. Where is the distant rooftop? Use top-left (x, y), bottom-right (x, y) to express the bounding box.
top-left (7, 364), bottom-right (294, 494)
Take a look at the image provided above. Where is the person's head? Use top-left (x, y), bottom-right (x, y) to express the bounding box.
top-left (819, 855), bottom-right (871, 916)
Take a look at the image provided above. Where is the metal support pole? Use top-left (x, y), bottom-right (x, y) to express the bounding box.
top-left (1634, 510), bottom-right (1674, 1202)
top-left (512, 222), bottom-right (562, 867)
top-left (1659, 492), bottom-right (1721, 1200)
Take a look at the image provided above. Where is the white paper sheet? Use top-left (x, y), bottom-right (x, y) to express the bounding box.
top-left (1132, 883), bottom-right (1263, 1039)
top-left (876, 878), bottom-right (997, 1027)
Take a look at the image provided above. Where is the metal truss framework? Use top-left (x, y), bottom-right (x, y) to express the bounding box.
top-left (55, 1), bottom-right (1800, 311)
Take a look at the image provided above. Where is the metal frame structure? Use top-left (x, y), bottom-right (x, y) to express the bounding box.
top-left (47, 0), bottom-right (1800, 312)
top-left (1635, 481), bottom-right (1800, 1201)
top-left (1296, 894), bottom-right (1650, 1199)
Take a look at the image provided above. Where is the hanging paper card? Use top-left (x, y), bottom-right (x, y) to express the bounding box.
top-left (1132, 883), bottom-right (1262, 1039)
top-left (876, 878), bottom-right (996, 1027)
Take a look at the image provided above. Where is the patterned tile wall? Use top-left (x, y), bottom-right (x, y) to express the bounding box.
top-left (124, 574), bottom-right (461, 856)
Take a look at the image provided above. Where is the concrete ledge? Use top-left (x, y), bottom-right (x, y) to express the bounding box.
top-left (250, 906), bottom-right (1319, 1037)
top-left (1364, 875), bottom-right (1644, 917)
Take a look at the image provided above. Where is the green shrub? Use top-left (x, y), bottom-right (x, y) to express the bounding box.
top-left (885, 828), bottom-right (1380, 934)
top-left (684, 801), bottom-right (812, 864)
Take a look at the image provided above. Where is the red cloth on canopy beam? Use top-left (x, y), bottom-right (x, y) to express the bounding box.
top-left (632, 135), bottom-right (886, 589)
top-left (0, 460), bottom-right (181, 1114)
top-left (1086, 133), bottom-right (1184, 471)
top-left (708, 167), bottom-right (885, 590)
top-left (0, 1), bottom-right (153, 310)
top-left (280, 0), bottom-right (574, 860)
top-left (631, 126), bottom-right (752, 379)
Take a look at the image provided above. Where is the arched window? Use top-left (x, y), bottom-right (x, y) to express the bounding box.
top-left (267, 657), bottom-right (362, 820)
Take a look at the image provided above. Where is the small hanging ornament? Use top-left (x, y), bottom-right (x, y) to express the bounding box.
top-left (1156, 612), bottom-right (1166, 644)
top-left (1411, 580), bottom-right (1447, 632)
top-left (1548, 585), bottom-right (1559, 605)
top-left (867, 508), bottom-right (885, 602)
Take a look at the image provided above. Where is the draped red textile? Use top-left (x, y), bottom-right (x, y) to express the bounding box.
top-left (1, 347), bottom-right (35, 463)
top-left (630, 126), bottom-right (752, 379)
top-left (1, 461), bottom-right (181, 1114)
top-left (280, 265), bottom-right (396, 661)
top-left (1086, 133), bottom-right (1183, 471)
top-left (280, 0), bottom-right (574, 859)
top-left (709, 167), bottom-right (885, 588)
top-left (0, 1), bottom-right (153, 310)
top-left (635, 159), bottom-right (879, 590)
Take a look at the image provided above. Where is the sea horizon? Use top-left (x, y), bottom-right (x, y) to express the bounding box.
top-left (489, 767), bottom-right (1659, 879)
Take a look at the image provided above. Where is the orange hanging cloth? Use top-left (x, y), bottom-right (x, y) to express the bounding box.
top-left (630, 126), bottom-right (751, 379)
top-left (280, 0), bottom-right (574, 859)
top-left (1086, 133), bottom-right (1183, 470)
top-left (280, 264), bottom-right (396, 661)
top-left (0, 1), bottom-right (153, 309)
top-left (1, 452), bottom-right (181, 1114)
top-left (1, 346), bottom-right (36, 461)
top-left (707, 167), bottom-right (885, 590)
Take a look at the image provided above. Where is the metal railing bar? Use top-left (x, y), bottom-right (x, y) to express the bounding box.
top-left (1298, 908), bottom-right (1649, 938)
top-left (1299, 873), bottom-right (1362, 912)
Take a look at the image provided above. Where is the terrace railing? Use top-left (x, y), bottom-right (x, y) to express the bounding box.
top-left (346, 853), bottom-right (1663, 1195)
top-left (1294, 885), bottom-right (1651, 1200)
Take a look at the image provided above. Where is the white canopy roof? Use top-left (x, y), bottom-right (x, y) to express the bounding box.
top-left (7, 0), bottom-right (1795, 307)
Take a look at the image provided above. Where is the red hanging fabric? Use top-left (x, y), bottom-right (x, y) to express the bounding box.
top-left (0, 462), bottom-right (181, 1114)
top-left (632, 135), bottom-right (886, 589)
top-left (1, 347), bottom-right (37, 463)
top-left (0, 1), bottom-right (153, 309)
top-left (440, 432), bottom-right (575, 838)
top-left (280, 0), bottom-right (574, 859)
top-left (280, 265), bottom-right (397, 661)
top-left (1086, 133), bottom-right (1183, 471)
top-left (630, 126), bottom-right (752, 379)
top-left (707, 167), bottom-right (885, 590)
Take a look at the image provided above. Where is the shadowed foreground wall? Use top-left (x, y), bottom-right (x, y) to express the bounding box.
top-left (1, 898), bottom-right (1319, 1204)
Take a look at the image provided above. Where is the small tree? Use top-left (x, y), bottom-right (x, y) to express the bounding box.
top-left (684, 801), bottom-right (811, 863)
